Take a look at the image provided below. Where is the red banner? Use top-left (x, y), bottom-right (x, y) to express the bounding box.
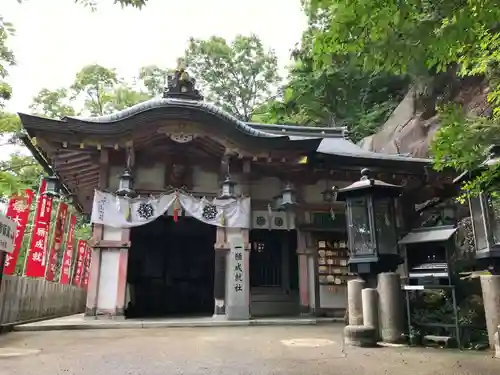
top-left (3, 189), bottom-right (34, 275)
top-left (82, 243), bottom-right (92, 290)
top-left (24, 180), bottom-right (53, 278)
top-left (72, 240), bottom-right (87, 287)
top-left (59, 214), bottom-right (76, 284)
top-left (45, 202), bottom-right (68, 281)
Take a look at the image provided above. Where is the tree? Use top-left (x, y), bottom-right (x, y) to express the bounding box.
top-left (0, 16), bottom-right (15, 107)
top-left (139, 65), bottom-right (170, 96)
top-left (252, 20), bottom-right (409, 142)
top-left (70, 64), bottom-right (120, 116)
top-left (30, 88), bottom-right (75, 118)
top-left (184, 34), bottom-right (280, 121)
top-left (304, 0), bottom-right (500, 194)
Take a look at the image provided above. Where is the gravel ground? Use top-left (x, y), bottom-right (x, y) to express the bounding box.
top-left (0, 325), bottom-right (497, 375)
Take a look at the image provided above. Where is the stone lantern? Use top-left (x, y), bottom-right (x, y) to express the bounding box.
top-left (337, 168), bottom-right (402, 276)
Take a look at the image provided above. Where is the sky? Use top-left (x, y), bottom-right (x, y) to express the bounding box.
top-left (3, 0), bottom-right (308, 114)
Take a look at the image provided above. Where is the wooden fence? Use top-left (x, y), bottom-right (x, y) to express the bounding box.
top-left (0, 275), bottom-right (86, 325)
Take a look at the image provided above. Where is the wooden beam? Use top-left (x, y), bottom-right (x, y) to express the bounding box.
top-left (98, 149), bottom-right (109, 190)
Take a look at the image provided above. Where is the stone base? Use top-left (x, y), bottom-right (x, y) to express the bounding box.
top-left (344, 325), bottom-right (377, 347)
top-left (84, 307), bottom-right (97, 317)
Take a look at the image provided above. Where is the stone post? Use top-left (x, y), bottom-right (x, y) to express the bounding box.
top-left (347, 278), bottom-right (366, 325)
top-left (377, 272), bottom-right (404, 343)
top-left (480, 275), bottom-right (500, 350)
top-left (362, 288), bottom-right (379, 338)
top-left (213, 248), bottom-right (227, 317)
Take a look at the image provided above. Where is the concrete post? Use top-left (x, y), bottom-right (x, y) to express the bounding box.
top-left (347, 278), bottom-right (366, 325)
top-left (362, 288), bottom-right (379, 338)
top-left (377, 272), bottom-right (404, 343)
top-left (480, 275), bottom-right (500, 349)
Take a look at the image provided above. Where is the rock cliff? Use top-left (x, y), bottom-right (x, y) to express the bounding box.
top-left (358, 78), bottom-right (490, 157)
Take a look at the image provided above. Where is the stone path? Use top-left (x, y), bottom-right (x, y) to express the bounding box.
top-left (0, 325), bottom-right (497, 375)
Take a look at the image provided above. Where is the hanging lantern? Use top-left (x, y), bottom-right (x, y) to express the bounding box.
top-left (322, 185), bottom-right (338, 203)
top-left (279, 183), bottom-right (297, 210)
top-left (116, 169), bottom-right (135, 197)
top-left (219, 175), bottom-right (237, 199)
top-left (44, 174), bottom-right (60, 198)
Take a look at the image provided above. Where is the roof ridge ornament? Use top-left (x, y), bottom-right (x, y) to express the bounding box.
top-left (163, 58), bottom-right (203, 101)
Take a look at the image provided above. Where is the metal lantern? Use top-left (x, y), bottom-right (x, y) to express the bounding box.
top-left (43, 174), bottom-right (60, 198)
top-left (116, 169), bottom-right (135, 197)
top-left (219, 175), bottom-right (237, 199)
top-left (322, 184), bottom-right (337, 203)
top-left (279, 183), bottom-right (297, 210)
top-left (337, 168), bottom-right (402, 275)
top-left (461, 145), bottom-right (500, 266)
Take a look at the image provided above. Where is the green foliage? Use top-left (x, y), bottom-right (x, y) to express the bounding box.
top-left (184, 34), bottom-right (280, 121)
top-left (71, 64), bottom-right (120, 116)
top-left (30, 88), bottom-right (76, 118)
top-left (139, 65), bottom-right (170, 96)
top-left (0, 15), bottom-right (15, 108)
top-left (305, 0), bottom-right (500, 192)
top-left (252, 18), bottom-right (409, 142)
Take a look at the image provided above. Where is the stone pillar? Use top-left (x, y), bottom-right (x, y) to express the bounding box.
top-left (347, 278), bottom-right (366, 325)
top-left (362, 288), bottom-right (379, 338)
top-left (225, 228), bottom-right (250, 320)
top-left (480, 275), bottom-right (500, 349)
top-left (377, 272), bottom-right (404, 343)
top-left (213, 248), bottom-right (227, 317)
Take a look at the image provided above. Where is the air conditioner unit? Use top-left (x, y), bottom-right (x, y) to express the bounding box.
top-left (252, 211), bottom-right (270, 229)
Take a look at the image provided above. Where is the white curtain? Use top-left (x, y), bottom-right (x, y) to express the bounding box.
top-left (91, 190), bottom-right (251, 229)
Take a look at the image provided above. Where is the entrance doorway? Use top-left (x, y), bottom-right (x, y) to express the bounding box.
top-left (126, 216), bottom-right (216, 318)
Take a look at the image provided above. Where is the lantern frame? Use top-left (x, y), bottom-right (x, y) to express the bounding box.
top-left (468, 191), bottom-right (500, 261)
top-left (116, 169), bottom-right (136, 197)
top-left (455, 145), bottom-right (500, 267)
top-left (43, 174), bottom-right (60, 198)
top-left (219, 175), bottom-right (237, 200)
top-left (279, 183), bottom-right (297, 211)
top-left (337, 168), bottom-right (402, 275)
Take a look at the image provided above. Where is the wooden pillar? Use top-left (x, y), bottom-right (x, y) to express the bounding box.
top-left (114, 145), bottom-right (134, 318)
top-left (86, 149), bottom-right (108, 318)
top-left (297, 229), bottom-right (313, 315)
top-left (214, 227), bottom-right (228, 317)
top-left (115, 229), bottom-right (130, 318)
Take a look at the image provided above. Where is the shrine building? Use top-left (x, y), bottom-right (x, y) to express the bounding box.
top-left (16, 66), bottom-right (453, 320)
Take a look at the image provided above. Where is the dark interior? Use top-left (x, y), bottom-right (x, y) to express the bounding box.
top-left (249, 229), bottom-right (298, 290)
top-left (126, 216), bottom-right (216, 318)
top-left (407, 243), bottom-right (447, 268)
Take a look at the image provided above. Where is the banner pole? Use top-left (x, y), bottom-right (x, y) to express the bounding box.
top-left (44, 201), bottom-right (60, 281)
top-left (57, 210), bottom-right (73, 283)
top-left (21, 175), bottom-right (44, 277)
